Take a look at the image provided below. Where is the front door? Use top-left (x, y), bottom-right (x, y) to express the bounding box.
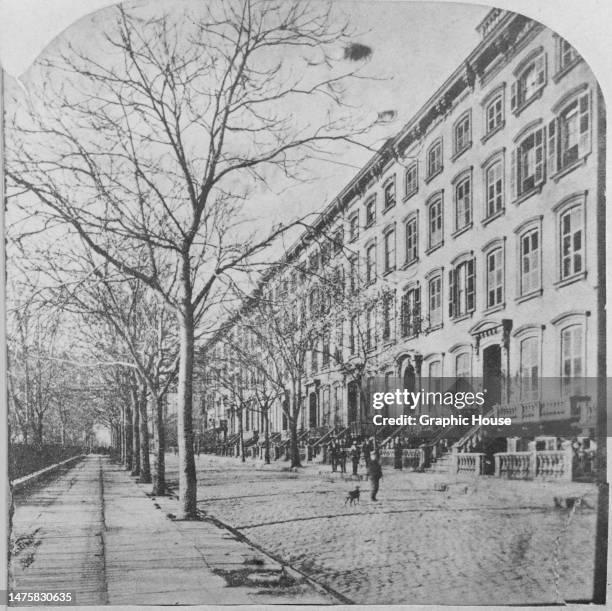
top-left (482, 344), bottom-right (502, 409)
top-left (347, 380), bottom-right (359, 424)
top-left (309, 392), bottom-right (318, 429)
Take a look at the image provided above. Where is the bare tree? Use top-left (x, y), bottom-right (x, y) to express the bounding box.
top-left (6, 0), bottom-right (375, 517)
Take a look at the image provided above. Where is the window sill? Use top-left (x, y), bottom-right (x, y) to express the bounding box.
top-left (383, 202), bottom-right (396, 215)
top-left (383, 268), bottom-right (396, 277)
top-left (551, 156), bottom-right (589, 183)
top-left (513, 184), bottom-right (543, 207)
top-left (425, 323), bottom-right (443, 334)
top-left (552, 58), bottom-right (582, 84)
top-left (484, 302), bottom-right (505, 315)
top-left (366, 279), bottom-right (377, 287)
top-left (403, 189), bottom-right (418, 203)
top-left (383, 339), bottom-right (396, 348)
top-left (401, 332), bottom-right (419, 341)
top-left (425, 166), bottom-right (444, 184)
top-left (349, 236), bottom-right (359, 244)
top-left (555, 271), bottom-right (587, 289)
top-left (365, 221), bottom-right (376, 229)
top-left (451, 312), bottom-right (474, 324)
top-left (451, 143), bottom-right (471, 162)
top-left (402, 257), bottom-right (419, 270)
top-left (425, 240), bottom-right (444, 256)
top-left (482, 208), bottom-right (505, 226)
top-left (512, 87), bottom-right (545, 118)
top-left (515, 288), bottom-right (543, 304)
top-left (451, 222), bottom-right (473, 239)
top-left (481, 121), bottom-right (505, 145)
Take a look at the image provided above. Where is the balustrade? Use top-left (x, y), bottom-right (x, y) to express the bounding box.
top-left (455, 453), bottom-right (484, 475)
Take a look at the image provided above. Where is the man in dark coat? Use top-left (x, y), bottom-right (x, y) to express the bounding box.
top-left (368, 454), bottom-right (383, 501)
top-left (349, 442), bottom-right (360, 475)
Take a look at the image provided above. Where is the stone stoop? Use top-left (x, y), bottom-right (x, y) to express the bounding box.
top-left (425, 454), bottom-right (454, 474)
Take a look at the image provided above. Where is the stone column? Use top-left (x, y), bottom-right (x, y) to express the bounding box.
top-left (501, 319), bottom-right (513, 404)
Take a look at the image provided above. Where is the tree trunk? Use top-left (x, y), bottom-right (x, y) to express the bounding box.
top-left (152, 393), bottom-right (166, 495)
top-left (139, 384), bottom-right (151, 484)
top-left (131, 388), bottom-right (141, 476)
top-left (176, 301), bottom-right (197, 519)
top-left (290, 381), bottom-right (302, 468)
top-left (120, 403), bottom-right (126, 463)
top-left (34, 413), bottom-right (43, 447)
top-left (238, 408), bottom-right (245, 462)
top-left (264, 407), bottom-right (270, 465)
top-left (125, 403), bottom-right (133, 471)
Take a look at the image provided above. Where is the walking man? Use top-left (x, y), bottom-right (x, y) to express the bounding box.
top-left (350, 442), bottom-right (360, 476)
top-left (368, 453), bottom-right (383, 501)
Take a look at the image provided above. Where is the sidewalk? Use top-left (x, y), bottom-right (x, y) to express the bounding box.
top-left (102, 458), bottom-right (337, 605)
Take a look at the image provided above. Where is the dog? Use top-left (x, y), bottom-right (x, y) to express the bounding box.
top-left (345, 486), bottom-right (360, 506)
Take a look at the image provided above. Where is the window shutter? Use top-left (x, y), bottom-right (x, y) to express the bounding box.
top-left (578, 91), bottom-right (591, 157)
top-left (510, 81), bottom-right (518, 112)
top-left (466, 259), bottom-right (475, 312)
top-left (547, 118), bottom-right (557, 177)
top-left (415, 286), bottom-right (421, 334)
top-left (400, 292), bottom-right (407, 336)
top-left (448, 269), bottom-right (455, 319)
top-left (535, 53), bottom-right (546, 86)
top-left (534, 128), bottom-right (545, 186)
top-left (510, 148), bottom-right (517, 199)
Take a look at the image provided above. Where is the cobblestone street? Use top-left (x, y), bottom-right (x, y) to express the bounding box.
top-left (167, 454), bottom-right (597, 606)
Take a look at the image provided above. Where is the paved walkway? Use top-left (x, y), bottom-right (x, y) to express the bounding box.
top-left (10, 455), bottom-right (336, 606)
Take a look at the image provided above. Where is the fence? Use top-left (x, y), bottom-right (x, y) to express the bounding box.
top-left (9, 444), bottom-right (84, 480)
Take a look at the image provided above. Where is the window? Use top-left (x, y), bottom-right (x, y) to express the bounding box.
top-left (366, 307), bottom-right (376, 350)
top-left (405, 163), bottom-right (418, 198)
top-left (519, 336), bottom-right (539, 399)
top-left (349, 316), bottom-right (357, 354)
top-left (512, 126), bottom-right (545, 198)
top-left (560, 205), bottom-right (584, 280)
top-left (555, 37), bottom-right (580, 76)
top-left (349, 212), bottom-right (359, 242)
top-left (486, 94), bottom-right (503, 135)
top-left (365, 197), bottom-right (376, 227)
top-left (519, 228), bottom-right (540, 296)
top-left (384, 176), bottom-right (396, 210)
top-left (366, 243), bottom-right (376, 284)
top-left (455, 353), bottom-right (471, 379)
top-left (561, 324), bottom-right (583, 395)
top-left (405, 215), bottom-right (418, 265)
top-left (322, 332), bottom-right (330, 367)
top-left (428, 275), bottom-right (442, 328)
top-left (348, 256), bottom-right (358, 292)
top-left (309, 287), bottom-right (319, 318)
top-left (383, 227), bottom-right (395, 273)
top-left (548, 90), bottom-right (591, 174)
top-left (401, 286), bottom-right (421, 338)
top-left (449, 258), bottom-right (475, 319)
top-left (427, 139), bottom-right (443, 180)
top-left (454, 174), bottom-right (472, 232)
top-left (333, 228), bottom-right (344, 254)
top-left (454, 112), bottom-right (471, 156)
top-left (484, 158), bottom-right (504, 218)
top-left (486, 247), bottom-right (504, 308)
top-left (511, 51), bottom-right (546, 113)
top-left (428, 195), bottom-right (443, 250)
top-left (320, 241), bottom-right (331, 266)
top-left (382, 292), bottom-right (394, 341)
top-left (311, 341), bottom-right (318, 373)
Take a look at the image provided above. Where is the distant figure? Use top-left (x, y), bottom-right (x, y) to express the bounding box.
top-left (338, 444), bottom-right (347, 473)
top-left (368, 454), bottom-right (383, 501)
top-left (361, 439), bottom-right (371, 469)
top-left (350, 442), bottom-right (360, 475)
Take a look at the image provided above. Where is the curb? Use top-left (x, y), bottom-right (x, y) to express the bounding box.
top-left (11, 454), bottom-right (85, 492)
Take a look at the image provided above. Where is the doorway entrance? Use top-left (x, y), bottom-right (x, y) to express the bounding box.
top-left (482, 344), bottom-right (502, 408)
top-left (309, 392), bottom-right (318, 429)
top-left (347, 380), bottom-right (359, 424)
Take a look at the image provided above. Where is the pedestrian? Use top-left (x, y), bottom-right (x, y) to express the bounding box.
top-left (350, 442), bottom-right (360, 476)
top-left (361, 439), bottom-right (371, 469)
top-left (339, 444), bottom-right (347, 473)
top-left (368, 453), bottom-right (383, 501)
top-left (329, 439), bottom-right (337, 472)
